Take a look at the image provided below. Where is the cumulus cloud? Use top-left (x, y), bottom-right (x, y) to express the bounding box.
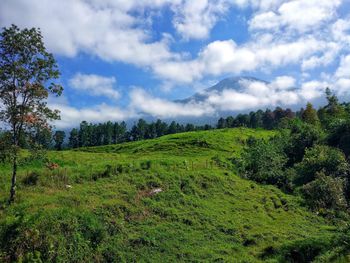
top-left (69, 73), bottom-right (120, 100)
top-left (249, 0), bottom-right (341, 33)
top-left (154, 37), bottom-right (325, 83)
top-left (335, 55), bottom-right (350, 78)
top-left (172, 0), bottom-right (230, 40)
top-left (50, 101), bottom-right (134, 129)
top-left (130, 88), bottom-right (214, 118)
top-left (333, 55), bottom-right (350, 96)
top-left (2, 0), bottom-right (349, 128)
top-left (0, 0), bottom-right (347, 85)
top-left (0, 0), bottom-right (176, 65)
top-left (271, 76), bottom-right (296, 90)
top-left (128, 76), bottom-right (323, 119)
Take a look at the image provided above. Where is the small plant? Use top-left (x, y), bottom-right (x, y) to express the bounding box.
top-left (140, 160), bottom-right (152, 170)
top-left (22, 172), bottom-right (40, 186)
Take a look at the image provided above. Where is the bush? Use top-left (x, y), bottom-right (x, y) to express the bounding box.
top-left (301, 172), bottom-right (347, 211)
top-left (294, 145), bottom-right (349, 186)
top-left (278, 236), bottom-right (333, 263)
top-left (239, 138), bottom-right (288, 187)
top-left (283, 120), bottom-right (324, 166)
top-left (140, 160), bottom-right (152, 170)
top-left (22, 172), bottom-right (40, 186)
top-left (327, 120), bottom-right (350, 157)
top-left (0, 132), bottom-right (11, 163)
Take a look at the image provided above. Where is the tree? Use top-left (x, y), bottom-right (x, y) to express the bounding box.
top-left (103, 121), bottom-right (113, 145)
top-left (284, 120), bottom-right (324, 166)
top-left (168, 121), bottom-right (177, 134)
top-left (78, 121), bottom-right (91, 147)
top-left (318, 88), bottom-right (347, 129)
top-left (262, 109), bottom-right (275, 129)
top-left (0, 25), bottom-right (62, 203)
top-left (32, 126), bottom-right (52, 149)
top-left (302, 171), bottom-right (347, 211)
top-left (328, 120), bottom-right (350, 157)
top-left (155, 119), bottom-right (168, 137)
top-left (240, 138), bottom-right (288, 188)
top-left (68, 128), bottom-right (79, 148)
top-left (226, 116), bottom-right (234, 128)
top-left (217, 117), bottom-right (226, 129)
top-left (294, 145), bottom-right (349, 186)
top-left (53, 130), bottom-right (65, 150)
top-left (302, 102), bottom-right (319, 125)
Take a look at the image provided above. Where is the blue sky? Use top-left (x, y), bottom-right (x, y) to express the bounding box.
top-left (1, 0), bottom-right (350, 128)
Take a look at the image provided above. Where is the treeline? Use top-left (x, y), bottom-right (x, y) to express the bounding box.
top-left (217, 108), bottom-right (296, 130)
top-left (66, 120), bottom-right (213, 149)
top-left (238, 88), bottom-right (350, 213)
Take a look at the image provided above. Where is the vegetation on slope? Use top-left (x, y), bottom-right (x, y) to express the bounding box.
top-left (0, 128), bottom-right (343, 262)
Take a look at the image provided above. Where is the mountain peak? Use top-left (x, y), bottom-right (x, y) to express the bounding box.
top-left (177, 76), bottom-right (268, 104)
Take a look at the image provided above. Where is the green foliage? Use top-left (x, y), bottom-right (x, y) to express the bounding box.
top-left (301, 172), bottom-right (348, 211)
top-left (276, 236), bottom-right (334, 263)
top-left (284, 119), bottom-right (324, 165)
top-left (327, 120), bottom-right (350, 157)
top-left (0, 132), bottom-right (11, 163)
top-left (318, 88), bottom-right (348, 130)
top-left (302, 102), bottom-right (320, 125)
top-left (239, 137), bottom-right (288, 188)
top-left (53, 131), bottom-right (65, 151)
top-left (294, 145), bottom-right (349, 186)
top-left (22, 172), bottom-right (40, 186)
top-left (0, 24), bottom-right (62, 202)
top-left (0, 128), bottom-right (337, 262)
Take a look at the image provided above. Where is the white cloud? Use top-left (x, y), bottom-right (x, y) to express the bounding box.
top-left (130, 88), bottom-right (214, 118)
top-left (335, 78), bottom-right (350, 95)
top-left (335, 55), bottom-right (350, 78)
top-left (69, 73), bottom-right (120, 100)
top-left (249, 0), bottom-right (341, 33)
top-left (0, 0), bottom-right (347, 86)
top-left (172, 0), bottom-right (230, 40)
top-left (271, 76), bottom-right (295, 90)
top-left (0, 0), bottom-right (176, 66)
top-left (299, 81), bottom-right (328, 101)
top-left (128, 76), bottom-right (317, 119)
top-left (154, 37), bottom-right (325, 83)
top-left (51, 102), bottom-right (134, 129)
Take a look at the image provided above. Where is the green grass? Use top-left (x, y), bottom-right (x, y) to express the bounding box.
top-left (0, 128), bottom-right (345, 262)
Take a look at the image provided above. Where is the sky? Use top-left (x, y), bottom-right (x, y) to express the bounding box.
top-left (1, 0), bottom-right (350, 128)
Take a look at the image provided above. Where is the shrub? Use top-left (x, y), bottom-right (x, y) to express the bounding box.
top-left (279, 236), bottom-right (332, 263)
top-left (294, 145), bottom-right (349, 186)
top-left (301, 172), bottom-right (348, 211)
top-left (22, 172), bottom-right (40, 186)
top-left (327, 120), bottom-right (350, 157)
top-left (283, 120), bottom-right (324, 166)
top-left (140, 160), bottom-right (152, 170)
top-left (239, 138), bottom-right (288, 187)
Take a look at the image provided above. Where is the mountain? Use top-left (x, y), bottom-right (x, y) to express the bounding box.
top-left (176, 76), bottom-right (269, 104)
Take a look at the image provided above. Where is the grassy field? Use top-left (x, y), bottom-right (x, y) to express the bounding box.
top-left (0, 128), bottom-right (343, 262)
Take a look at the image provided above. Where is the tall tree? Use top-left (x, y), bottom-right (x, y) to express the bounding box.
top-left (217, 117), bottom-right (226, 129)
top-left (53, 130), bottom-right (65, 150)
top-left (0, 25), bottom-right (62, 203)
top-left (302, 102), bottom-right (319, 125)
top-left (68, 128), bottom-right (79, 148)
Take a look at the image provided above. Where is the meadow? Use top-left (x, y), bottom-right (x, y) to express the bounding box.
top-left (0, 128), bottom-right (346, 262)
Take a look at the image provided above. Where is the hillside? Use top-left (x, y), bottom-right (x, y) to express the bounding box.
top-left (0, 128), bottom-right (341, 262)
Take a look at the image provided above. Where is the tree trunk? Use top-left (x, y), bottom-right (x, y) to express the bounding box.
top-left (9, 152), bottom-right (17, 204)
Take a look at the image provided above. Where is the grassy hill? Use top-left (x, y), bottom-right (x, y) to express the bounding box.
top-left (0, 128), bottom-right (342, 262)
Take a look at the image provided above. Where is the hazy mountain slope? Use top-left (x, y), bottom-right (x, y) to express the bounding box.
top-left (176, 76), bottom-right (269, 104)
